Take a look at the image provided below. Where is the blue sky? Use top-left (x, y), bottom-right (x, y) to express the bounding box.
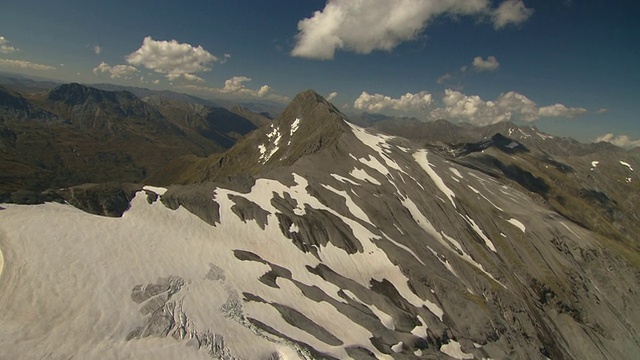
top-left (1, 0), bottom-right (638, 146)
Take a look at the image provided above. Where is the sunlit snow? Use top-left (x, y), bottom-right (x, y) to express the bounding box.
top-left (441, 340), bottom-right (473, 359)
top-left (507, 218), bottom-right (526, 233)
top-left (413, 150), bottom-right (456, 208)
top-left (619, 160), bottom-right (634, 171)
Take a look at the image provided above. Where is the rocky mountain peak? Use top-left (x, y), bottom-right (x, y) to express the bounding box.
top-left (275, 89), bottom-right (345, 128)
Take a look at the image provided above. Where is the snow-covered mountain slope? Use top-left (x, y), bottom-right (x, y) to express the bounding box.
top-left (1, 91), bottom-right (640, 360)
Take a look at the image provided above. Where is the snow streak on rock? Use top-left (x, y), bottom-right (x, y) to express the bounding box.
top-left (507, 218), bottom-right (526, 233)
top-left (413, 149), bottom-right (456, 208)
top-left (619, 160), bottom-right (634, 171)
top-left (258, 124), bottom-right (282, 163)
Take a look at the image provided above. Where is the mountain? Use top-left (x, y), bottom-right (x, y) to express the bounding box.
top-left (1, 90), bottom-right (639, 360)
top-left (0, 82), bottom-right (259, 199)
top-left (146, 90), bottom-right (348, 185)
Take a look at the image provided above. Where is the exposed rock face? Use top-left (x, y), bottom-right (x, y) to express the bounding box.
top-left (0, 90), bottom-right (639, 360)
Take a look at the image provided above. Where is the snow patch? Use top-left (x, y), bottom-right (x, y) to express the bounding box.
top-left (391, 341), bottom-right (403, 353)
top-left (413, 150), bottom-right (456, 208)
top-left (462, 214), bottom-right (497, 252)
top-left (331, 174), bottom-right (359, 186)
top-left (450, 167), bottom-right (463, 179)
top-left (258, 124), bottom-right (282, 163)
top-left (290, 118), bottom-right (300, 136)
top-left (349, 168), bottom-right (381, 185)
top-left (410, 315), bottom-right (429, 338)
top-left (143, 185), bottom-right (167, 196)
top-left (320, 184), bottom-right (372, 224)
top-left (441, 340), bottom-right (473, 359)
top-left (401, 197), bottom-right (504, 287)
top-left (383, 233), bottom-right (426, 266)
top-left (368, 304), bottom-right (396, 330)
top-left (620, 161), bottom-right (634, 171)
top-left (507, 218), bottom-right (525, 233)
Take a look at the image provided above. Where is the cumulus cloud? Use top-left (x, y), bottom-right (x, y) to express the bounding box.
top-left (0, 58), bottom-right (55, 70)
top-left (326, 91), bottom-right (338, 101)
top-left (492, 0), bottom-right (534, 29)
top-left (92, 62), bottom-right (138, 79)
top-left (538, 103), bottom-right (587, 118)
top-left (178, 76), bottom-right (289, 103)
top-left (291, 0), bottom-right (534, 59)
top-left (472, 55), bottom-right (500, 72)
top-left (429, 89), bottom-right (587, 125)
top-left (222, 76), bottom-right (252, 93)
top-left (292, 0), bottom-right (490, 59)
top-left (595, 134), bottom-right (640, 149)
top-left (93, 45), bottom-right (102, 55)
top-left (0, 36), bottom-right (19, 54)
top-left (126, 37), bottom-right (219, 81)
top-left (354, 91), bottom-right (434, 113)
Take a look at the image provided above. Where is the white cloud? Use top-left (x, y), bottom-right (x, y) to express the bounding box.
top-left (595, 108), bottom-right (608, 114)
top-left (257, 85), bottom-right (271, 97)
top-left (437, 73), bottom-right (453, 84)
top-left (492, 0), bottom-right (534, 29)
top-left (538, 103), bottom-right (587, 118)
top-left (178, 76), bottom-right (289, 103)
top-left (429, 89), bottom-right (587, 125)
top-left (126, 37), bottom-right (220, 81)
top-left (472, 55), bottom-right (500, 72)
top-left (92, 62), bottom-right (138, 79)
top-left (0, 58), bottom-right (55, 71)
top-left (326, 91), bottom-right (338, 101)
top-left (291, 0), bottom-right (533, 60)
top-left (222, 76), bottom-right (252, 93)
top-left (93, 45), bottom-right (102, 55)
top-left (354, 91), bottom-right (434, 113)
top-left (0, 36), bottom-right (19, 54)
top-left (595, 134), bottom-right (640, 149)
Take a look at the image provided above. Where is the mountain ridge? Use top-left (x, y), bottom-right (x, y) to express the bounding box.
top-left (1, 87), bottom-right (640, 359)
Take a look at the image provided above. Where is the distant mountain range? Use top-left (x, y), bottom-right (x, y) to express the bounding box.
top-left (1, 80), bottom-right (639, 359)
top-left (0, 80), bottom-right (268, 199)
